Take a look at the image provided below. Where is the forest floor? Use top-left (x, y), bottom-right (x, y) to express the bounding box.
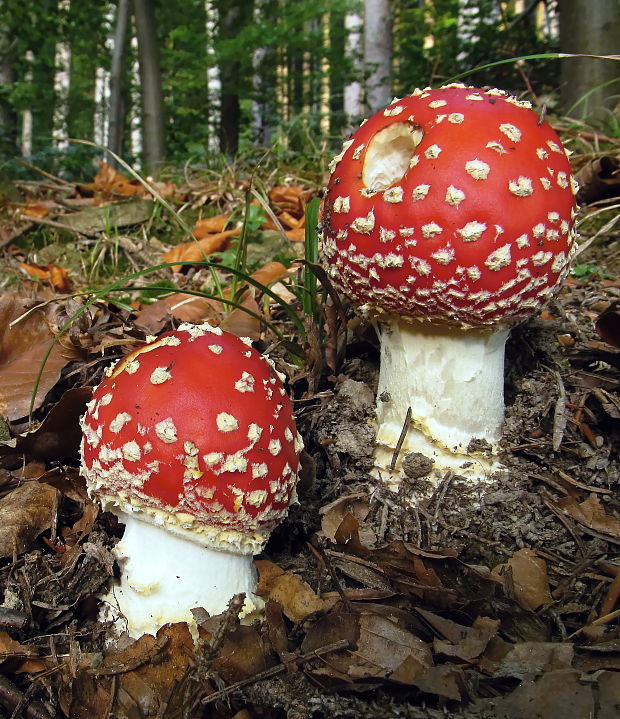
top-left (0, 145), bottom-right (620, 719)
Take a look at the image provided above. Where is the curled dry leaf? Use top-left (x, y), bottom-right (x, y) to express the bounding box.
top-left (554, 494), bottom-right (620, 540)
top-left (161, 228), bottom-right (238, 267)
top-left (193, 214), bottom-right (232, 237)
top-left (595, 308), bottom-right (620, 350)
top-left (302, 609), bottom-right (433, 687)
top-left (13, 387), bottom-right (92, 461)
top-left (19, 263), bottom-right (72, 293)
top-left (0, 482), bottom-right (60, 558)
top-left (491, 549), bottom-right (553, 612)
top-left (0, 294), bottom-right (82, 421)
top-left (255, 559), bottom-right (327, 622)
top-left (66, 624), bottom-right (194, 718)
top-left (135, 292), bottom-right (221, 333)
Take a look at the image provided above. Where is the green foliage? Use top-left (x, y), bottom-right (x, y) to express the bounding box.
top-left (392, 0), bottom-right (558, 93)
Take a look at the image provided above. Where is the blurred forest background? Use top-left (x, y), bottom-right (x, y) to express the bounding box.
top-left (0, 0), bottom-right (619, 179)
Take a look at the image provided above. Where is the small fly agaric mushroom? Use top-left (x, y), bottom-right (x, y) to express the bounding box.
top-left (319, 85), bottom-right (578, 487)
top-left (80, 323), bottom-right (302, 638)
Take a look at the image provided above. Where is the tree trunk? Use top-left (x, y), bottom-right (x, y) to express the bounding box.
top-left (560, 0), bottom-right (620, 119)
top-left (217, 0), bottom-right (251, 157)
top-left (0, 22), bottom-right (18, 159)
top-left (344, 12), bottom-right (363, 124)
top-left (108, 0), bottom-right (130, 162)
top-left (133, 0), bottom-right (165, 173)
top-left (364, 0), bottom-right (392, 113)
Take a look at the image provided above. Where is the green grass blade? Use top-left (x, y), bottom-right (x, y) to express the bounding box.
top-left (303, 198), bottom-right (321, 317)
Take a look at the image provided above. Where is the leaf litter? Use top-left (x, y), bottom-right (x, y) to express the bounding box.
top-left (0, 159), bottom-right (619, 718)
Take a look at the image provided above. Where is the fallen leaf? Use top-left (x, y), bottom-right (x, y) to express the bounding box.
top-left (481, 669), bottom-right (594, 719)
top-left (0, 295), bottom-right (80, 420)
top-left (162, 228), bottom-right (238, 267)
top-left (492, 642), bottom-right (574, 679)
top-left (19, 262), bottom-right (72, 292)
top-left (90, 161), bottom-right (139, 197)
top-left (68, 624), bottom-right (195, 718)
top-left (13, 386), bottom-right (92, 461)
top-left (0, 482), bottom-right (60, 558)
top-left (554, 494), bottom-right (620, 539)
top-left (255, 559), bottom-right (327, 622)
top-left (492, 549), bottom-right (553, 611)
top-left (595, 308), bottom-right (620, 349)
top-left (432, 615), bottom-right (500, 662)
top-left (220, 295), bottom-right (262, 339)
top-left (302, 608), bottom-right (433, 687)
top-left (249, 261), bottom-right (289, 288)
top-left (135, 293), bottom-right (221, 333)
top-left (193, 214), bottom-right (232, 237)
top-left (17, 203), bottom-right (49, 218)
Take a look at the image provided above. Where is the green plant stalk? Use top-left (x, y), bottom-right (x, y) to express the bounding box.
top-left (230, 188), bottom-right (253, 302)
top-left (303, 198), bottom-right (321, 317)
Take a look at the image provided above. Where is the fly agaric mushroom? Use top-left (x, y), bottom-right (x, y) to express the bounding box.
top-left (80, 322), bottom-right (302, 638)
top-left (319, 85), bottom-right (578, 487)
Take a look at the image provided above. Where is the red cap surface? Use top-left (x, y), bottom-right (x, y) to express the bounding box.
top-left (80, 323), bottom-right (302, 552)
top-left (320, 85), bottom-right (579, 326)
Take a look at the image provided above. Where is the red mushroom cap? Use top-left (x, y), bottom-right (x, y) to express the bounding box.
top-left (80, 323), bottom-right (302, 553)
top-left (320, 85), bottom-right (579, 326)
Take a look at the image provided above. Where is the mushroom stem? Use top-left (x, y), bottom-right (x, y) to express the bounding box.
top-left (373, 318), bottom-right (509, 487)
top-left (100, 510), bottom-right (261, 638)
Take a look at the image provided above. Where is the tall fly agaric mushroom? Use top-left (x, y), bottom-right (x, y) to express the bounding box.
top-left (319, 85), bottom-right (578, 487)
top-left (80, 322), bottom-right (302, 638)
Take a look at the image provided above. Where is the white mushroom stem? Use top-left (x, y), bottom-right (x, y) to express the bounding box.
top-left (100, 510), bottom-right (261, 639)
top-left (373, 318), bottom-right (509, 487)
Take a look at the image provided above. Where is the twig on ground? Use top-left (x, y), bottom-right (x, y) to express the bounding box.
top-left (201, 639), bottom-right (350, 705)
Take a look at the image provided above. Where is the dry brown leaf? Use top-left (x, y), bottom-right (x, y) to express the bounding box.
top-left (492, 549), bottom-right (553, 611)
top-left (210, 624), bottom-right (276, 683)
top-left (302, 609), bottom-right (433, 687)
top-left (220, 295), bottom-right (262, 339)
top-left (0, 482), bottom-right (60, 558)
top-left (433, 616), bottom-right (500, 662)
top-left (193, 214), bottom-right (232, 237)
top-left (269, 185), bottom-right (306, 215)
top-left (90, 161), bottom-right (139, 197)
top-left (595, 309), bottom-right (620, 349)
top-left (554, 494), bottom-right (620, 539)
top-left (18, 203), bottom-right (49, 218)
top-left (15, 386), bottom-right (92, 461)
top-left (0, 294), bottom-right (82, 420)
top-left (484, 669), bottom-right (594, 719)
top-left (67, 624), bottom-right (195, 718)
top-left (320, 494), bottom-right (371, 542)
top-left (255, 559), bottom-right (327, 622)
top-left (278, 210), bottom-right (302, 229)
top-left (137, 293), bottom-right (222, 333)
top-left (162, 228), bottom-right (238, 267)
top-left (249, 261), bottom-right (289, 287)
top-left (284, 227), bottom-right (306, 243)
top-left (19, 262), bottom-right (72, 292)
